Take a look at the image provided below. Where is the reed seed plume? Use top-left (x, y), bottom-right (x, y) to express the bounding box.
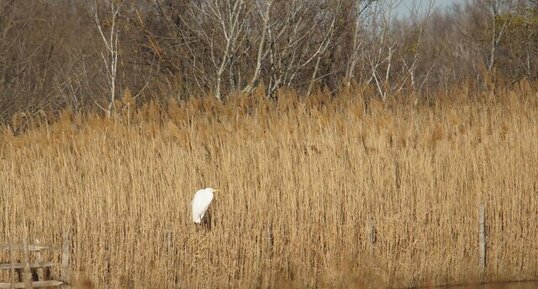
top-left (0, 87), bottom-right (537, 289)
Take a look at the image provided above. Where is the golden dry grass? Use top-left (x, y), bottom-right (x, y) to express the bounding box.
top-left (0, 85), bottom-right (537, 289)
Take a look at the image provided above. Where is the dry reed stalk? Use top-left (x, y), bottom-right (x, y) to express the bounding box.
top-left (0, 86), bottom-right (537, 289)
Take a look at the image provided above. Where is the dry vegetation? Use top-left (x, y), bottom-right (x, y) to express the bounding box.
top-left (1, 1), bottom-right (537, 288)
top-left (0, 84), bottom-right (537, 289)
top-left (2, 0), bottom-right (538, 119)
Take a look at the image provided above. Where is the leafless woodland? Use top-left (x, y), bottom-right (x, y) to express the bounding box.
top-left (0, 0), bottom-right (537, 120)
top-left (1, 1), bottom-right (538, 288)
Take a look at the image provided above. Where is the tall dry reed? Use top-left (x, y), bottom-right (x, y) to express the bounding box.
top-left (0, 85), bottom-right (537, 289)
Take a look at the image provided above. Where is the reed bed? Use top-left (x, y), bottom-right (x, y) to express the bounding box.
top-left (0, 85), bottom-right (537, 289)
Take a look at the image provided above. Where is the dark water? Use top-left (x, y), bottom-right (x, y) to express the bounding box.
top-left (446, 281), bottom-right (538, 289)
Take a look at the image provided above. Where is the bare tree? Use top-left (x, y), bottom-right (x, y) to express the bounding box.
top-left (485, 0), bottom-right (510, 72)
top-left (89, 0), bottom-right (125, 117)
top-left (364, 0), bottom-right (401, 100)
top-left (0, 0), bottom-right (17, 88)
top-left (242, 0), bottom-right (273, 94)
top-left (400, 0), bottom-right (437, 95)
top-left (177, 0), bottom-right (251, 100)
top-left (305, 2), bottom-right (339, 96)
top-left (257, 0), bottom-right (341, 97)
top-left (344, 0), bottom-right (377, 87)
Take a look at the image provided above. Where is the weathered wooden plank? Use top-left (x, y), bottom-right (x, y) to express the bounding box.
top-left (34, 240), bottom-right (45, 281)
top-left (60, 232), bottom-right (70, 284)
top-left (479, 203), bottom-right (487, 275)
top-left (0, 245), bottom-right (56, 252)
top-left (22, 240), bottom-right (31, 288)
top-left (8, 244), bottom-right (16, 285)
top-left (0, 262), bottom-right (54, 270)
top-left (367, 216), bottom-right (376, 251)
top-left (0, 280), bottom-right (63, 289)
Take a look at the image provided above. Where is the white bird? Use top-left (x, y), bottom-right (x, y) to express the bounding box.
top-left (191, 188), bottom-right (219, 224)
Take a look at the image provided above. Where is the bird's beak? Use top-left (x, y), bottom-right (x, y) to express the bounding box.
top-left (213, 189), bottom-right (220, 192)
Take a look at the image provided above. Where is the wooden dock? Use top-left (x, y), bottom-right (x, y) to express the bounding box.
top-left (0, 234), bottom-right (70, 288)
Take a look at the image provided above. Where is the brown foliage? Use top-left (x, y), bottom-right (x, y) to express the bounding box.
top-left (0, 86), bottom-right (537, 288)
top-left (1, 0), bottom-right (538, 120)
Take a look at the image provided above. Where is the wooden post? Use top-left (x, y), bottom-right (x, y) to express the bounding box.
top-left (479, 203), bottom-right (486, 277)
top-left (368, 216), bottom-right (376, 252)
top-left (35, 239), bottom-right (44, 281)
top-left (266, 225), bottom-right (274, 258)
top-left (166, 230), bottom-right (173, 254)
top-left (36, 239), bottom-right (53, 280)
top-left (61, 232), bottom-right (71, 284)
top-left (22, 240), bottom-right (31, 288)
top-left (9, 241), bottom-right (16, 285)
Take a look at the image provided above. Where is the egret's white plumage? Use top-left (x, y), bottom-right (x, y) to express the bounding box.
top-left (191, 188), bottom-right (218, 224)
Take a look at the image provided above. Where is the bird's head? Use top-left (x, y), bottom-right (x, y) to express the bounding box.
top-left (206, 188), bottom-right (220, 201)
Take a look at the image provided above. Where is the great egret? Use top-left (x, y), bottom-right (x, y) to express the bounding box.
top-left (191, 188), bottom-right (219, 224)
